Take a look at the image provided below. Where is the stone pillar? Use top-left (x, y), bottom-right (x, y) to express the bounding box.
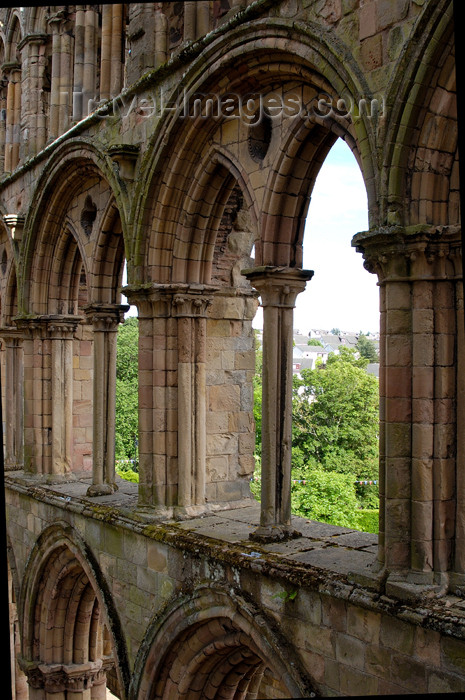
top-left (125, 284), bottom-right (215, 514)
top-left (184, 1), bottom-right (196, 43)
top-left (16, 318), bottom-right (49, 475)
top-left (48, 320), bottom-right (79, 476)
top-left (0, 327), bottom-right (24, 470)
top-left (48, 13), bottom-right (64, 139)
top-left (244, 266), bottom-right (313, 542)
top-left (110, 4), bottom-right (123, 97)
top-left (99, 4), bottom-right (113, 101)
top-left (354, 225), bottom-right (464, 596)
top-left (85, 304), bottom-right (128, 496)
top-left (73, 6), bottom-right (86, 121)
top-left (172, 290), bottom-right (212, 514)
top-left (82, 7), bottom-right (98, 117)
top-left (18, 33), bottom-right (48, 157)
top-left (154, 5), bottom-right (168, 68)
top-left (3, 63), bottom-right (21, 172)
top-left (196, 1), bottom-right (210, 37)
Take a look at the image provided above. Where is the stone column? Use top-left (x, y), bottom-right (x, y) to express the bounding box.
top-left (244, 266), bottom-right (313, 542)
top-left (154, 5), bottom-right (168, 68)
top-left (82, 7), bottom-right (98, 117)
top-left (110, 4), bottom-right (123, 97)
top-left (125, 284), bottom-right (215, 514)
top-left (99, 4), bottom-right (113, 101)
top-left (16, 316), bottom-right (80, 478)
top-left (354, 225), bottom-right (463, 596)
top-left (172, 290), bottom-right (212, 514)
top-left (85, 304), bottom-right (128, 496)
top-left (15, 318), bottom-right (49, 475)
top-left (18, 33), bottom-right (48, 157)
top-left (48, 12), bottom-right (64, 139)
top-left (184, 2), bottom-right (197, 43)
top-left (3, 63), bottom-right (21, 172)
top-left (73, 6), bottom-right (86, 121)
top-left (0, 327), bottom-right (24, 470)
top-left (48, 319), bottom-right (79, 476)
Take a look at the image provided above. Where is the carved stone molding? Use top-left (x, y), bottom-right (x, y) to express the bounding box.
top-left (19, 658), bottom-right (105, 692)
top-left (84, 303), bottom-right (129, 331)
top-left (352, 225), bottom-right (462, 283)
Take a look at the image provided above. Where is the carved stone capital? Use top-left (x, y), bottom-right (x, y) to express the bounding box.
top-left (352, 225), bottom-right (462, 283)
top-left (123, 283), bottom-right (218, 319)
top-left (19, 659), bottom-right (104, 692)
top-left (84, 303), bottom-right (129, 330)
top-left (172, 293), bottom-right (212, 318)
top-left (242, 266), bottom-right (313, 307)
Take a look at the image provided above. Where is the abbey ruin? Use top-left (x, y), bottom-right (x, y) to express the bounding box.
top-left (1, 1), bottom-right (465, 697)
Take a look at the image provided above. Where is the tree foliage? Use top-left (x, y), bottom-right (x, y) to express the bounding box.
top-left (356, 333), bottom-right (379, 362)
top-left (253, 346), bottom-right (380, 530)
top-left (115, 316), bottom-right (139, 463)
top-left (292, 347), bottom-right (379, 484)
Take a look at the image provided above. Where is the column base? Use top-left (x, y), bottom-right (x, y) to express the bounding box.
top-left (385, 571), bottom-right (449, 602)
top-left (249, 525), bottom-right (301, 543)
top-left (86, 482), bottom-right (119, 497)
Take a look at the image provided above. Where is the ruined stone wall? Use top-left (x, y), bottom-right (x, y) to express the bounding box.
top-left (1, 0), bottom-right (464, 697)
top-left (6, 481), bottom-right (465, 698)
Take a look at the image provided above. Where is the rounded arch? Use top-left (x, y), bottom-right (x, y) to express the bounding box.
top-left (19, 521), bottom-right (130, 698)
top-left (381, 0), bottom-right (456, 227)
top-left (132, 17), bottom-right (378, 283)
top-left (132, 584), bottom-right (315, 700)
top-left (20, 139), bottom-right (129, 315)
top-left (5, 10), bottom-right (23, 62)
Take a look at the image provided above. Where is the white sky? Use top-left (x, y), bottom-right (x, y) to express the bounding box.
top-left (254, 137), bottom-right (379, 334)
top-left (124, 138), bottom-right (379, 333)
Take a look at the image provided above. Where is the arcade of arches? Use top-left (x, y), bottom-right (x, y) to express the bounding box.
top-left (1, 1), bottom-right (465, 698)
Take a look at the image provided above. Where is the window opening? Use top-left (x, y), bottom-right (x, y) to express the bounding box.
top-left (252, 138), bottom-right (380, 534)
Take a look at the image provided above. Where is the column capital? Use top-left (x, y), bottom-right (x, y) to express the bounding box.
top-left (17, 33), bottom-right (49, 52)
top-left (13, 314), bottom-right (81, 338)
top-left (84, 303), bottom-right (129, 329)
top-left (242, 266), bottom-right (313, 307)
top-left (19, 658), bottom-right (104, 692)
top-left (0, 325), bottom-right (24, 344)
top-left (123, 283), bottom-right (219, 318)
top-left (352, 224), bottom-right (462, 283)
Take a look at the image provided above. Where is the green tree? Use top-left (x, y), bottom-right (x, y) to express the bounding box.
top-left (356, 333), bottom-right (378, 362)
top-left (115, 316), bottom-right (139, 463)
top-left (307, 338), bottom-right (323, 347)
top-left (293, 348), bottom-right (379, 478)
top-left (291, 467), bottom-right (362, 528)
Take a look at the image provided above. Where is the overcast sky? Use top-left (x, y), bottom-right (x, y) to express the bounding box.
top-left (254, 137), bottom-right (379, 335)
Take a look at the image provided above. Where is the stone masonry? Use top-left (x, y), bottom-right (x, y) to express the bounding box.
top-left (1, 1), bottom-right (464, 697)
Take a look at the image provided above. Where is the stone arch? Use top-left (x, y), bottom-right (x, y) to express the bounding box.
top-left (132, 584), bottom-right (315, 700)
top-left (18, 521), bottom-right (130, 698)
top-left (169, 148), bottom-right (260, 285)
top-left (20, 139), bottom-right (128, 315)
top-left (260, 113), bottom-right (363, 267)
top-left (24, 4), bottom-right (48, 35)
top-left (133, 17), bottom-right (377, 282)
top-left (381, 0), bottom-right (456, 227)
